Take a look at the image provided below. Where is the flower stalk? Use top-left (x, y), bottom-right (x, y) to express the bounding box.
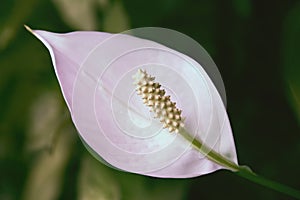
top-left (183, 128), bottom-right (300, 199)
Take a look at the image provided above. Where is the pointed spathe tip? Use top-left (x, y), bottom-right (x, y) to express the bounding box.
top-left (24, 25), bottom-right (35, 35)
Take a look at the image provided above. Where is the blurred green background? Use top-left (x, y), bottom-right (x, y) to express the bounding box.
top-left (0, 0), bottom-right (300, 199)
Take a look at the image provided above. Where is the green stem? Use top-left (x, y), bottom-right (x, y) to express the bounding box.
top-left (179, 128), bottom-right (300, 199)
top-left (236, 167), bottom-right (300, 199)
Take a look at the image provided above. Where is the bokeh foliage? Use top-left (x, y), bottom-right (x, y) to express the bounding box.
top-left (0, 0), bottom-right (299, 199)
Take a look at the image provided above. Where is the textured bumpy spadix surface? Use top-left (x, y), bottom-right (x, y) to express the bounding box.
top-left (133, 69), bottom-right (184, 133)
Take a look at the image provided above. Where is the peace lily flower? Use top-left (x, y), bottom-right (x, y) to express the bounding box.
top-left (25, 26), bottom-right (300, 199)
top-left (25, 25), bottom-right (239, 178)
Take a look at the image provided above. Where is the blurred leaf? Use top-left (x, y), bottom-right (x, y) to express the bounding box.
top-left (232, 0), bottom-right (251, 19)
top-left (122, 0), bottom-right (183, 26)
top-left (283, 1), bottom-right (300, 124)
top-left (0, 27), bottom-right (56, 158)
top-left (0, 0), bottom-right (39, 50)
top-left (78, 155), bottom-right (120, 200)
top-left (22, 123), bottom-right (75, 200)
top-left (52, 0), bottom-right (103, 30)
top-left (103, 0), bottom-right (130, 32)
top-left (26, 91), bottom-right (65, 153)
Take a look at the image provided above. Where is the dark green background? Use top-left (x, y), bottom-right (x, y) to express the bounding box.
top-left (0, 0), bottom-right (300, 199)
